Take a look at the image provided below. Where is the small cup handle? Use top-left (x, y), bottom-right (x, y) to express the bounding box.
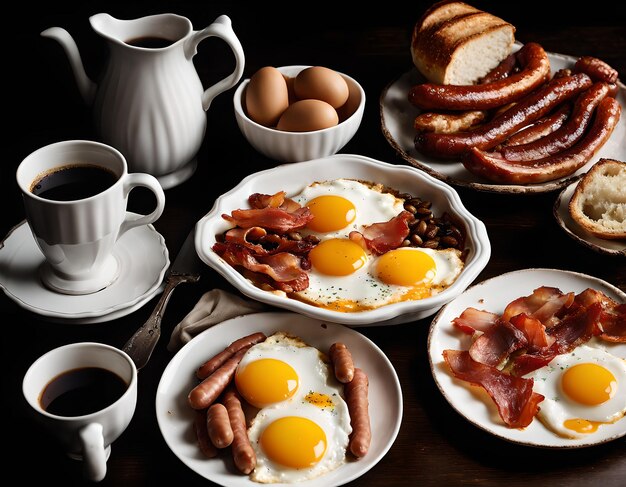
top-left (79, 423), bottom-right (107, 482)
top-left (184, 15), bottom-right (245, 111)
top-left (118, 173), bottom-right (165, 239)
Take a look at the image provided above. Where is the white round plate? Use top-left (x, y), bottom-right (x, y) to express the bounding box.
top-left (554, 180), bottom-right (626, 257)
top-left (0, 215), bottom-right (169, 323)
top-left (428, 268), bottom-right (626, 448)
top-left (380, 45), bottom-right (626, 194)
top-left (156, 311), bottom-right (403, 487)
top-left (195, 153), bottom-right (490, 327)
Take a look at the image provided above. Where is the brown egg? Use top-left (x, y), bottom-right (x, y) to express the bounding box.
top-left (294, 67), bottom-right (350, 109)
top-left (277, 99), bottom-right (339, 132)
top-left (245, 67), bottom-right (289, 127)
top-left (283, 75), bottom-right (297, 105)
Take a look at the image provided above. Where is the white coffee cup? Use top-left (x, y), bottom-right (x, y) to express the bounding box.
top-left (22, 342), bottom-right (138, 482)
top-left (16, 140), bottom-right (166, 295)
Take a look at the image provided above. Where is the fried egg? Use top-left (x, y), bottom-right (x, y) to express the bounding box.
top-left (235, 333), bottom-right (352, 483)
top-left (296, 245), bottom-right (464, 312)
top-left (291, 179), bottom-right (405, 240)
top-left (526, 345), bottom-right (626, 438)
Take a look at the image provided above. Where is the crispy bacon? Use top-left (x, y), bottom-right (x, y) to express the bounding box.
top-left (224, 227), bottom-right (316, 256)
top-left (443, 350), bottom-right (544, 428)
top-left (469, 320), bottom-right (528, 367)
top-left (452, 307), bottom-right (500, 335)
top-left (598, 304), bottom-right (626, 342)
top-left (348, 211), bottom-right (413, 255)
top-left (222, 207), bottom-right (313, 233)
top-left (248, 192), bottom-right (301, 212)
top-left (212, 242), bottom-right (309, 292)
top-left (502, 286), bottom-right (574, 328)
top-left (509, 314), bottom-right (554, 350)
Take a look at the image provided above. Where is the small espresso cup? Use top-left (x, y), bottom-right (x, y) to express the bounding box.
top-left (16, 140), bottom-right (166, 295)
top-left (22, 342), bottom-right (138, 482)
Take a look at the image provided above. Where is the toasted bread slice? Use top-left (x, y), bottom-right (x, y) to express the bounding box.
top-left (569, 159), bottom-right (626, 240)
top-left (411, 1), bottom-right (515, 85)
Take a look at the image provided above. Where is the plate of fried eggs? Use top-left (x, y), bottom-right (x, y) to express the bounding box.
top-left (195, 154), bottom-right (490, 326)
top-left (156, 311), bottom-right (402, 486)
top-left (428, 268), bottom-right (626, 448)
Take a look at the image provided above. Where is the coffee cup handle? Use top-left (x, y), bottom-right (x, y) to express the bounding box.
top-left (118, 173), bottom-right (166, 239)
top-left (184, 15), bottom-right (245, 111)
top-left (79, 423), bottom-right (107, 482)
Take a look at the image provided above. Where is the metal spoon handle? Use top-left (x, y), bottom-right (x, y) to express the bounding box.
top-left (122, 273), bottom-right (199, 370)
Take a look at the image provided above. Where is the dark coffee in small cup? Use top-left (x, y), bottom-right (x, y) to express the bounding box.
top-left (30, 164), bottom-right (118, 201)
top-left (125, 36), bottom-right (174, 49)
top-left (40, 367), bottom-right (128, 417)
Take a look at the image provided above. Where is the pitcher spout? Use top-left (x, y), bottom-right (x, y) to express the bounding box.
top-left (41, 27), bottom-right (96, 105)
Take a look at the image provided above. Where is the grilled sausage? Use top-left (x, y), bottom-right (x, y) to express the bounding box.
top-left (196, 332), bottom-right (266, 379)
top-left (414, 73), bottom-right (593, 158)
top-left (462, 97), bottom-right (621, 184)
top-left (408, 43), bottom-right (551, 111)
top-left (329, 343), bottom-right (355, 383)
top-left (501, 82), bottom-right (611, 161)
top-left (479, 52), bottom-right (518, 84)
top-left (573, 56), bottom-right (619, 83)
top-left (207, 403), bottom-right (234, 448)
top-left (195, 410), bottom-right (218, 458)
top-left (502, 103), bottom-right (571, 147)
top-left (223, 388), bottom-right (256, 474)
top-left (188, 348), bottom-right (249, 410)
top-left (344, 368), bottom-right (371, 458)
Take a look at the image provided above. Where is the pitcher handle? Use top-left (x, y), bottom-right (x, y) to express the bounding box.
top-left (184, 15), bottom-right (245, 111)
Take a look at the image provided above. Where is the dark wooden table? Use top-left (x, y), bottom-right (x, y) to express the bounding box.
top-left (4, 2), bottom-right (625, 486)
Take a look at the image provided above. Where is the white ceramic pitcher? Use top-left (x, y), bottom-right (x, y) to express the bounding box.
top-left (42, 13), bottom-right (245, 189)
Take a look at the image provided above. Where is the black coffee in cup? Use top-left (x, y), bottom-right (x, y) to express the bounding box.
top-left (39, 367), bottom-right (128, 417)
top-left (31, 165), bottom-right (118, 201)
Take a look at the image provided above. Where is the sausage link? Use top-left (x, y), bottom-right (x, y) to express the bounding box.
top-left (188, 347), bottom-right (249, 410)
top-left (501, 82), bottom-right (611, 161)
top-left (462, 97), bottom-right (621, 184)
top-left (573, 56), bottom-right (619, 84)
top-left (207, 403), bottom-right (234, 448)
top-left (408, 43), bottom-right (551, 111)
top-left (502, 103), bottom-right (571, 146)
top-left (344, 368), bottom-right (371, 458)
top-left (479, 52), bottom-right (518, 84)
top-left (413, 110), bottom-right (487, 134)
top-left (414, 73), bottom-right (593, 158)
top-left (195, 410), bottom-right (218, 458)
top-left (329, 343), bottom-right (355, 383)
top-left (223, 388), bottom-right (256, 474)
top-left (196, 332), bottom-right (266, 379)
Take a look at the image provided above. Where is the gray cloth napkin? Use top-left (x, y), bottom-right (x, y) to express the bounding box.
top-left (167, 289), bottom-right (267, 352)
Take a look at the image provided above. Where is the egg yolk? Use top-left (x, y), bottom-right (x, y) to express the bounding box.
top-left (260, 416), bottom-right (327, 469)
top-left (235, 359), bottom-right (298, 407)
top-left (376, 248), bottom-right (436, 286)
top-left (309, 239), bottom-right (367, 276)
top-left (306, 195), bottom-right (356, 232)
top-left (563, 418), bottom-right (602, 434)
top-left (561, 363), bottom-right (616, 406)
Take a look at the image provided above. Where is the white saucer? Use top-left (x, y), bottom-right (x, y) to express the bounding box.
top-left (0, 214), bottom-right (169, 324)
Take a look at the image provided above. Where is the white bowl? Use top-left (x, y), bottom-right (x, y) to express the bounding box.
top-left (233, 66), bottom-right (365, 162)
top-left (195, 154), bottom-right (491, 326)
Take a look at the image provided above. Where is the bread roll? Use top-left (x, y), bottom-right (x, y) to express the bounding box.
top-left (411, 1), bottom-right (516, 85)
top-left (568, 159), bottom-right (626, 240)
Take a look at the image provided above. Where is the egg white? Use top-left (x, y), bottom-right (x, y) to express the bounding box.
top-left (291, 179), bottom-right (405, 240)
top-left (526, 345), bottom-right (626, 439)
top-left (236, 333), bottom-right (352, 483)
top-left (295, 247), bottom-right (464, 311)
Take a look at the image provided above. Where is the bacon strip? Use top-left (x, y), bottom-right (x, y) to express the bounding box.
top-left (502, 286), bottom-right (573, 326)
top-left (509, 314), bottom-right (553, 350)
top-left (213, 242), bottom-right (309, 292)
top-left (222, 206), bottom-right (313, 233)
top-left (349, 211), bottom-right (413, 255)
top-left (452, 308), bottom-right (500, 335)
top-left (469, 320), bottom-right (528, 367)
top-left (598, 304), bottom-right (626, 343)
top-left (443, 350), bottom-right (544, 428)
top-left (248, 192), bottom-right (301, 212)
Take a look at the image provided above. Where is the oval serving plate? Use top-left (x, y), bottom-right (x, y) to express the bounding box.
top-left (380, 45), bottom-right (626, 194)
top-left (428, 268), bottom-right (626, 448)
top-left (194, 153), bottom-right (490, 327)
top-left (156, 311), bottom-right (403, 487)
top-left (554, 180), bottom-right (626, 257)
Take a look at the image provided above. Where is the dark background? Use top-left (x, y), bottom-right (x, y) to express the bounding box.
top-left (3, 1), bottom-right (626, 486)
